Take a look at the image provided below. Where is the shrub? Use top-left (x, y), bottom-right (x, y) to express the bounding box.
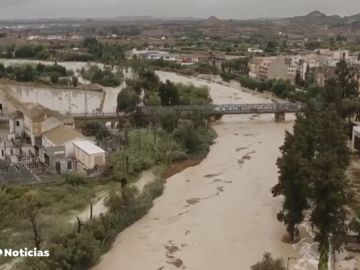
top-left (65, 174), bottom-right (86, 186)
top-left (251, 253), bottom-right (286, 270)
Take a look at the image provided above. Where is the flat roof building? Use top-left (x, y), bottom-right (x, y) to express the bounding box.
top-left (73, 140), bottom-right (106, 171)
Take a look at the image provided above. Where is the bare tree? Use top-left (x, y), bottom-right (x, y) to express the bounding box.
top-left (20, 190), bottom-right (42, 249)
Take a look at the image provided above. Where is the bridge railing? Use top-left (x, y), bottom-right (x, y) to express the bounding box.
top-left (69, 103), bottom-right (302, 118)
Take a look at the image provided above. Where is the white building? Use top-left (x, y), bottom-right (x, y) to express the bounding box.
top-left (131, 49), bottom-right (178, 61)
top-left (73, 140), bottom-right (106, 171)
top-left (247, 48), bottom-right (264, 54)
top-left (42, 125), bottom-right (85, 157)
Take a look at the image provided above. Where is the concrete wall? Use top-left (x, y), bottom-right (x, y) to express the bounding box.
top-left (41, 145), bottom-right (66, 168)
top-left (8, 85), bottom-right (105, 114)
top-left (23, 115), bottom-right (36, 145)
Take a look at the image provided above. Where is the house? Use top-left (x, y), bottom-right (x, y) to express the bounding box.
top-left (8, 111), bottom-right (25, 139)
top-left (73, 140), bottom-right (106, 171)
top-left (41, 125), bottom-right (85, 171)
top-left (19, 103), bottom-right (74, 146)
top-left (42, 126), bottom-right (85, 156)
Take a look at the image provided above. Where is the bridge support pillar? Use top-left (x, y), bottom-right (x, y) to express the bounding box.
top-left (275, 112), bottom-right (286, 122)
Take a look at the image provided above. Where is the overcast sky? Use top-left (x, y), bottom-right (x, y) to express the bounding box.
top-left (0, 0), bottom-right (359, 20)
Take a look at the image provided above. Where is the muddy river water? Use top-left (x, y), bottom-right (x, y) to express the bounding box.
top-left (92, 71), bottom-right (326, 270)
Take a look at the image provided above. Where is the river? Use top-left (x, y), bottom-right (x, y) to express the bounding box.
top-left (92, 71), bottom-right (317, 270)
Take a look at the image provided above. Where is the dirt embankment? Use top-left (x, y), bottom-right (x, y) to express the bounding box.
top-left (161, 156), bottom-right (206, 180)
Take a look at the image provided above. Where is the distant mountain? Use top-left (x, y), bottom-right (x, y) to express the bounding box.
top-left (288, 10), bottom-right (344, 25)
top-left (200, 16), bottom-right (226, 27)
top-left (345, 13), bottom-right (360, 23)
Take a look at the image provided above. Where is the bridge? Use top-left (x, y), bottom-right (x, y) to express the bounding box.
top-left (70, 102), bottom-right (302, 126)
top-left (142, 102), bottom-right (302, 115)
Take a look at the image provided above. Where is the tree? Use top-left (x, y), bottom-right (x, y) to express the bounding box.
top-left (304, 64), bottom-right (315, 88)
top-left (117, 86), bottom-right (138, 112)
top-left (50, 72), bottom-right (59, 84)
top-left (251, 253), bottom-right (286, 270)
top-left (336, 55), bottom-right (359, 99)
top-left (295, 69), bottom-right (304, 88)
top-left (264, 40), bottom-right (278, 53)
top-left (272, 131), bottom-right (309, 242)
top-left (0, 62), bottom-right (5, 77)
top-left (147, 93), bottom-right (161, 106)
top-left (309, 109), bottom-right (350, 270)
top-left (271, 79), bottom-right (295, 98)
top-left (157, 110), bottom-right (179, 133)
top-left (221, 58), bottom-right (249, 76)
top-left (15, 65), bottom-right (36, 82)
top-left (72, 76), bottom-right (78, 87)
top-left (138, 68), bottom-right (161, 92)
top-left (6, 44), bottom-right (14, 58)
top-left (173, 119), bottom-right (204, 153)
top-left (20, 190), bottom-right (43, 249)
top-left (158, 80), bottom-right (180, 106)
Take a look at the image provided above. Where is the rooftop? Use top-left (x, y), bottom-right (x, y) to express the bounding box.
top-left (73, 140), bottom-right (105, 155)
top-left (21, 102), bottom-right (73, 123)
top-left (43, 126), bottom-right (84, 146)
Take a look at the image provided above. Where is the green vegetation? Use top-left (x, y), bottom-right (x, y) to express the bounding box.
top-left (80, 64), bottom-right (123, 87)
top-left (131, 58), bottom-right (220, 76)
top-left (272, 56), bottom-right (358, 270)
top-left (251, 253), bottom-right (286, 270)
top-left (0, 178), bottom-right (109, 265)
top-left (221, 58), bottom-right (249, 77)
top-left (83, 37), bottom-right (126, 65)
top-left (235, 76), bottom-right (296, 99)
top-left (1, 44), bottom-right (50, 60)
top-left (117, 68), bottom-right (212, 111)
top-left (19, 178), bottom-right (165, 270)
top-left (0, 62), bottom-right (75, 86)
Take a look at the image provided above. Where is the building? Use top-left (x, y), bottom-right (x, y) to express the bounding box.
top-left (73, 140), bottom-right (106, 171)
top-left (314, 64), bottom-right (360, 91)
top-left (19, 103), bottom-right (74, 146)
top-left (247, 48), bottom-right (264, 54)
top-left (131, 49), bottom-right (178, 61)
top-left (257, 58), bottom-right (289, 80)
top-left (249, 57), bottom-right (264, 78)
top-left (8, 111), bottom-right (25, 139)
top-left (314, 66), bottom-right (337, 87)
top-left (42, 126), bottom-right (85, 156)
top-left (41, 125), bottom-right (85, 172)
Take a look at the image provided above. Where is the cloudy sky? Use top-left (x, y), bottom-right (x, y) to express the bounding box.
top-left (0, 0), bottom-right (359, 20)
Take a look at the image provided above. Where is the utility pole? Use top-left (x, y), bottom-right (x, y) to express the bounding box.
top-left (90, 203), bottom-right (93, 220)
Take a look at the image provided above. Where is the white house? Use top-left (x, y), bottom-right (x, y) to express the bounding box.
top-left (73, 140), bottom-right (106, 171)
top-left (42, 125), bottom-right (85, 157)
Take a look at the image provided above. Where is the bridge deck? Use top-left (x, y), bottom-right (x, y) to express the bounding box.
top-left (69, 103), bottom-right (302, 119)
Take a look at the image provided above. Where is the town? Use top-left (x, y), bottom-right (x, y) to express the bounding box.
top-left (0, 3), bottom-right (360, 270)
